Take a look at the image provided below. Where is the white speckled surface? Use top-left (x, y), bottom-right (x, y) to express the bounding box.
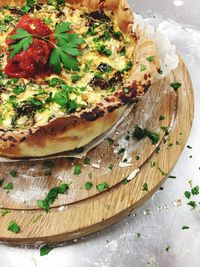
top-left (1, 0), bottom-right (200, 266)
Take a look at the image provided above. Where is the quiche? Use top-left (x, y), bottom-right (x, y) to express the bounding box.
top-left (0, 0), bottom-right (161, 158)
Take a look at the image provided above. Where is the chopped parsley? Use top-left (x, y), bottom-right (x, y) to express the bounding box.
top-left (147, 56), bottom-right (155, 62)
top-left (0, 178), bottom-right (5, 187)
top-left (10, 170), bottom-right (17, 178)
top-left (107, 138), bottom-right (114, 145)
top-left (182, 225), bottom-right (190, 230)
top-left (74, 164), bottom-right (81, 175)
top-left (133, 125), bottom-right (160, 145)
top-left (37, 184), bottom-right (69, 212)
top-left (191, 186), bottom-right (199, 196)
top-left (3, 182), bottom-right (13, 191)
top-left (158, 168), bottom-right (167, 176)
top-left (96, 182), bottom-right (109, 192)
top-left (8, 221), bottom-right (21, 233)
top-left (85, 181), bottom-right (93, 190)
top-left (184, 191), bottom-right (191, 199)
top-left (108, 164), bottom-right (114, 170)
top-left (1, 209), bottom-right (11, 217)
top-left (170, 82), bottom-right (182, 91)
top-left (168, 175), bottom-right (176, 179)
top-left (40, 245), bottom-right (53, 256)
top-left (140, 64), bottom-right (147, 71)
top-left (187, 201), bottom-right (197, 209)
top-left (83, 157), bottom-right (91, 165)
top-left (159, 115), bottom-right (165, 121)
top-left (142, 183), bottom-right (149, 191)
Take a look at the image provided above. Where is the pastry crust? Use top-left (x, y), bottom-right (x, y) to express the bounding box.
top-left (0, 0), bottom-right (160, 158)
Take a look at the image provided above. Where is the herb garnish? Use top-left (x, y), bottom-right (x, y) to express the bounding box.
top-left (142, 183), bottom-right (149, 191)
top-left (187, 200), bottom-right (197, 209)
top-left (9, 22), bottom-right (85, 74)
top-left (8, 221), bottom-right (21, 233)
top-left (10, 169), bottom-right (17, 178)
top-left (170, 82), bottom-right (182, 91)
top-left (37, 184), bottom-right (69, 212)
top-left (133, 125), bottom-right (160, 145)
top-left (40, 245), bottom-right (53, 256)
top-left (182, 225), bottom-right (190, 230)
top-left (96, 182), bottom-right (109, 192)
top-left (74, 164), bottom-right (81, 175)
top-left (3, 182), bottom-right (13, 191)
top-left (85, 181), bottom-right (93, 190)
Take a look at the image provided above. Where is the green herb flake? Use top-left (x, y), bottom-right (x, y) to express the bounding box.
top-left (151, 160), bottom-right (156, 167)
top-left (74, 164), bottom-right (81, 175)
top-left (84, 157), bottom-right (91, 165)
top-left (37, 184), bottom-right (69, 212)
top-left (40, 245), bottom-right (53, 256)
top-left (10, 170), bottom-right (17, 178)
top-left (142, 183), bottom-right (149, 191)
top-left (184, 191), bottom-right (191, 199)
top-left (71, 74), bottom-right (82, 83)
top-left (158, 168), bottom-right (167, 176)
top-left (140, 64), bottom-right (147, 71)
top-left (168, 175), bottom-right (177, 179)
top-left (108, 164), bottom-right (114, 170)
top-left (187, 145), bottom-right (192, 149)
top-left (117, 148), bottom-right (125, 154)
top-left (147, 56), bottom-right (155, 62)
top-left (96, 182), bottom-right (109, 192)
top-left (133, 125), bottom-right (160, 145)
top-left (165, 246), bottom-right (170, 252)
top-left (8, 221), bottom-right (20, 233)
top-left (1, 209), bottom-right (10, 217)
top-left (0, 178), bottom-right (5, 187)
top-left (159, 115), bottom-right (165, 121)
top-left (135, 155), bottom-right (141, 161)
top-left (85, 181), bottom-right (93, 190)
top-left (107, 138), bottom-right (114, 145)
top-left (182, 225), bottom-right (190, 230)
top-left (191, 186), bottom-right (199, 196)
top-left (3, 182), bottom-right (13, 191)
top-left (187, 201), bottom-right (197, 209)
top-left (170, 82), bottom-right (182, 91)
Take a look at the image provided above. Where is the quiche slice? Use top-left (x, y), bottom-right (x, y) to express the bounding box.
top-left (0, 0), bottom-right (161, 158)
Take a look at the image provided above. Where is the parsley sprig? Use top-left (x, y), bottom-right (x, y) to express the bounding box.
top-left (8, 22), bottom-right (85, 74)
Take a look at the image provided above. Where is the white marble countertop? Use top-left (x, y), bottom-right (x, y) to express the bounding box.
top-left (1, 0), bottom-right (200, 266)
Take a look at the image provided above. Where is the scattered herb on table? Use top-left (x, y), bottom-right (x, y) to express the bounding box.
top-left (40, 245), bottom-right (53, 256)
top-left (142, 183), bottom-right (149, 191)
top-left (84, 157), bottom-right (91, 165)
top-left (85, 181), bottom-right (93, 190)
top-left (159, 115), bottom-right (165, 121)
top-left (0, 178), bottom-right (5, 187)
top-left (74, 164), bottom-right (81, 175)
top-left (170, 82), bottom-right (182, 91)
top-left (182, 225), bottom-right (190, 230)
top-left (133, 125), bottom-right (160, 145)
top-left (151, 161), bottom-right (156, 168)
top-left (184, 191), bottom-right (191, 199)
top-left (158, 168), bottom-right (168, 176)
top-left (96, 182), bottom-right (109, 192)
top-left (8, 221), bottom-right (20, 233)
top-left (165, 246), bottom-right (170, 252)
top-left (37, 183), bottom-right (69, 212)
top-left (107, 138), bottom-right (114, 145)
top-left (187, 145), bottom-right (192, 149)
top-left (3, 182), bottom-right (13, 191)
top-left (108, 164), bottom-right (114, 170)
top-left (10, 170), bottom-right (17, 178)
top-left (1, 209), bottom-right (10, 217)
top-left (187, 200), bottom-right (197, 209)
top-left (168, 175), bottom-right (176, 179)
top-left (191, 186), bottom-right (199, 196)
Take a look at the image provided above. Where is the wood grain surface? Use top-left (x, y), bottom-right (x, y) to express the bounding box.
top-left (0, 58), bottom-right (194, 246)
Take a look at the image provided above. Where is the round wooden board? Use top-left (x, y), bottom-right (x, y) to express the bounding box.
top-left (0, 58), bottom-right (194, 246)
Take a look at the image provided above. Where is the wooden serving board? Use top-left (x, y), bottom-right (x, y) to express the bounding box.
top-left (0, 58), bottom-right (194, 246)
